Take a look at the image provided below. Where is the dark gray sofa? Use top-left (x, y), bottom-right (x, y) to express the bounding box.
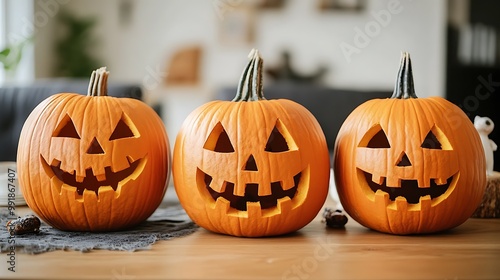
top-left (217, 83), bottom-right (391, 152)
top-left (0, 79), bottom-right (142, 162)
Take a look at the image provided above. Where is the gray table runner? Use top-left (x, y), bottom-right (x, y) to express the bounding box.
top-left (0, 203), bottom-right (198, 254)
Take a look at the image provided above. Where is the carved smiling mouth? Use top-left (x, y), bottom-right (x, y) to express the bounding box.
top-left (199, 168), bottom-right (305, 212)
top-left (41, 155), bottom-right (145, 196)
top-left (359, 168), bottom-right (458, 204)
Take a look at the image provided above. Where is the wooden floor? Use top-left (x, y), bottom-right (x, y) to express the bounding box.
top-left (2, 198), bottom-right (500, 280)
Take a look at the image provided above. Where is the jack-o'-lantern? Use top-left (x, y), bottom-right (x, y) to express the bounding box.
top-left (173, 49), bottom-right (330, 237)
top-left (334, 52), bottom-right (486, 234)
top-left (17, 67), bottom-right (170, 232)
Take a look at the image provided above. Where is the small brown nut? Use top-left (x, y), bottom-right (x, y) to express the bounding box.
top-left (322, 208), bottom-right (348, 228)
top-left (6, 215), bottom-right (41, 235)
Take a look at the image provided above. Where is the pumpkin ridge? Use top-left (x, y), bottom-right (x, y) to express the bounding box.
top-left (78, 95), bottom-right (94, 177)
top-left (113, 96), bottom-right (168, 224)
top-left (383, 99), bottom-right (397, 177)
top-left (80, 191), bottom-right (94, 230)
top-left (272, 100), bottom-right (329, 210)
top-left (23, 96), bottom-right (55, 219)
top-left (430, 98), bottom-right (486, 203)
top-left (406, 98), bottom-right (421, 180)
top-left (52, 96), bottom-right (85, 229)
top-left (44, 95), bottom-right (82, 224)
top-left (104, 95), bottom-right (117, 156)
top-left (413, 99), bottom-right (446, 180)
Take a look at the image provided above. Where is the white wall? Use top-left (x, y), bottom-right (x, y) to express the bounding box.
top-left (35, 0), bottom-right (447, 95)
top-left (256, 0), bottom-right (447, 96)
top-left (33, 0), bottom-right (447, 142)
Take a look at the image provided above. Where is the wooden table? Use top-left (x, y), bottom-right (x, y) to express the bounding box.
top-left (2, 198), bottom-right (499, 280)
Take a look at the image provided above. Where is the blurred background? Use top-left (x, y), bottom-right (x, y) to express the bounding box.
top-left (1, 0), bottom-right (499, 169)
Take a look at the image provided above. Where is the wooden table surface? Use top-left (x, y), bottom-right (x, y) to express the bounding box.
top-left (2, 198), bottom-right (500, 280)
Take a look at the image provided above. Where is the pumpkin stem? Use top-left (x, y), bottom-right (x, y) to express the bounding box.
top-left (87, 67), bottom-right (109, 97)
top-left (391, 52), bottom-right (417, 99)
top-left (233, 49), bottom-right (265, 102)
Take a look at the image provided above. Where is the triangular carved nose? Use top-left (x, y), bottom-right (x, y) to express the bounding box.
top-left (397, 152), bottom-right (412, 167)
top-left (87, 137), bottom-right (105, 154)
top-left (244, 155), bottom-right (258, 171)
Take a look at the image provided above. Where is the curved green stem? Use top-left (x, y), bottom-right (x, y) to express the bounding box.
top-left (233, 49), bottom-right (265, 102)
top-left (391, 52), bottom-right (418, 99)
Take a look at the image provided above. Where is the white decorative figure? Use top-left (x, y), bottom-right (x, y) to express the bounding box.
top-left (474, 116), bottom-right (497, 176)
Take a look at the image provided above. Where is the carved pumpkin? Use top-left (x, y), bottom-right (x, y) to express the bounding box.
top-left (173, 49), bottom-right (330, 237)
top-left (334, 52), bottom-right (486, 234)
top-left (17, 68), bottom-right (170, 231)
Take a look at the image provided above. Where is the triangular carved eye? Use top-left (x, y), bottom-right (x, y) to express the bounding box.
top-left (53, 114), bottom-right (80, 139)
top-left (203, 122), bottom-right (234, 153)
top-left (109, 114), bottom-right (138, 140)
top-left (367, 130), bottom-right (391, 148)
top-left (421, 125), bottom-right (452, 150)
top-left (265, 119), bottom-right (297, 153)
top-left (265, 127), bottom-right (288, 152)
top-left (359, 124), bottom-right (390, 148)
top-left (421, 131), bottom-right (442, 149)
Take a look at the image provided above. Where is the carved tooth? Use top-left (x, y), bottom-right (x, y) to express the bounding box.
top-left (281, 177), bottom-right (295, 190)
top-left (83, 189), bottom-right (97, 201)
top-left (374, 189), bottom-right (390, 207)
top-left (74, 193), bottom-right (84, 202)
top-left (98, 186), bottom-right (114, 196)
top-left (213, 197), bottom-right (231, 212)
top-left (246, 202), bottom-right (262, 218)
top-left (395, 196), bottom-right (408, 211)
top-left (61, 184), bottom-right (77, 200)
top-left (434, 177), bottom-right (448, 186)
top-left (258, 185), bottom-right (273, 196)
top-left (419, 195), bottom-right (432, 211)
top-left (277, 197), bottom-right (293, 213)
top-left (59, 163), bottom-right (72, 175)
top-left (129, 157), bottom-right (146, 180)
top-left (61, 184), bottom-right (73, 193)
top-left (371, 174), bottom-right (385, 185)
top-left (50, 176), bottom-right (63, 192)
top-left (233, 182), bottom-right (247, 197)
top-left (386, 177), bottom-right (400, 187)
top-left (91, 167), bottom-right (106, 179)
top-left (123, 156), bottom-right (133, 168)
top-left (96, 174), bottom-right (107, 182)
top-left (258, 189), bottom-right (273, 196)
top-left (117, 177), bottom-right (130, 193)
top-left (208, 177), bottom-right (226, 192)
top-left (50, 158), bottom-right (61, 167)
top-left (417, 178), bottom-right (431, 188)
top-left (75, 175), bottom-right (85, 183)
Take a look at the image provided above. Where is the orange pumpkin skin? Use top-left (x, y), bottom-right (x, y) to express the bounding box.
top-left (17, 68), bottom-right (170, 231)
top-left (173, 50), bottom-right (330, 237)
top-left (334, 53), bottom-right (486, 235)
